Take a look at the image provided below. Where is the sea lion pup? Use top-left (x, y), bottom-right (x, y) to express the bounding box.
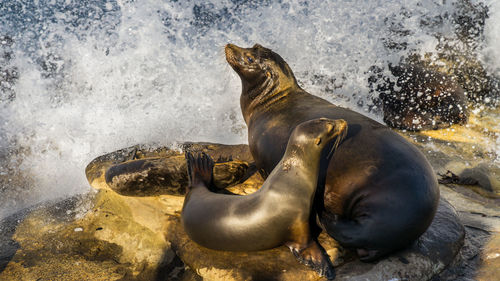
top-left (225, 43), bottom-right (440, 262)
top-left (182, 118), bottom-right (348, 279)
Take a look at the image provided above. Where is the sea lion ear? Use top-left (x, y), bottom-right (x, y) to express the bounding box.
top-left (265, 71), bottom-right (271, 78)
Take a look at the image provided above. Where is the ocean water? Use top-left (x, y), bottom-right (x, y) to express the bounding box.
top-left (0, 0), bottom-right (498, 219)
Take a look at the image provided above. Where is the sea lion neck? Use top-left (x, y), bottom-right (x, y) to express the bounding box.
top-left (240, 76), bottom-right (299, 122)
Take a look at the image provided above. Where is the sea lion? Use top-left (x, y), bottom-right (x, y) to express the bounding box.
top-left (225, 43), bottom-right (440, 261)
top-left (84, 143), bottom-right (254, 197)
top-left (182, 118), bottom-right (348, 279)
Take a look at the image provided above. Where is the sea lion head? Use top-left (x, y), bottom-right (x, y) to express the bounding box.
top-left (287, 118), bottom-right (348, 159)
top-left (225, 43), bottom-right (297, 97)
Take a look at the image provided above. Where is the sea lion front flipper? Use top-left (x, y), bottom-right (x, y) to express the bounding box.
top-left (288, 240), bottom-right (335, 280)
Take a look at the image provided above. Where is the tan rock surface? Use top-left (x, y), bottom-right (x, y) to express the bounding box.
top-left (0, 190), bottom-right (179, 281)
top-left (1, 139), bottom-right (498, 281)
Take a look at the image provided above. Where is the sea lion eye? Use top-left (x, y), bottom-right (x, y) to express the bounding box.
top-left (247, 56), bottom-right (254, 63)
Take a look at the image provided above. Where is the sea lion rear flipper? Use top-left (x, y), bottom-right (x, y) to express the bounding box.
top-left (288, 240), bottom-right (335, 280)
top-left (186, 152), bottom-right (215, 190)
top-left (321, 216), bottom-right (388, 262)
top-left (185, 152), bottom-right (194, 187)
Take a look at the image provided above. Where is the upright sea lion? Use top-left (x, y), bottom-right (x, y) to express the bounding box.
top-left (182, 118), bottom-right (348, 279)
top-left (225, 43), bottom-right (440, 261)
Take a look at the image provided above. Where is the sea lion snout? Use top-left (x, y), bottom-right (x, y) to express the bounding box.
top-left (225, 44), bottom-right (239, 68)
top-left (296, 118), bottom-right (348, 145)
top-left (225, 43), bottom-right (262, 78)
top-left (332, 119), bottom-right (347, 136)
top-left (318, 118), bottom-right (347, 137)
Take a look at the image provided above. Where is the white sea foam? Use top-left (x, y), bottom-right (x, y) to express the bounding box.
top-left (0, 0), bottom-right (498, 218)
top-left (483, 0), bottom-right (500, 77)
top-left (482, 0), bottom-right (500, 162)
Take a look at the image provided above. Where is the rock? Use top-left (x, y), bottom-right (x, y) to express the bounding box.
top-left (400, 106), bottom-right (500, 196)
top-left (2, 140), bottom-right (499, 280)
top-left (408, 113), bottom-right (500, 280)
top-left (369, 63), bottom-right (468, 131)
top-left (379, 0), bottom-right (499, 107)
top-left (84, 142), bottom-right (465, 280)
top-left (167, 196), bottom-right (463, 281)
top-left (0, 191), bottom-right (181, 281)
top-left (477, 233), bottom-right (500, 280)
top-left (435, 184), bottom-right (500, 280)
top-left (441, 163), bottom-right (500, 194)
top-left (406, 51), bottom-right (500, 106)
top-left (369, 0), bottom-right (499, 131)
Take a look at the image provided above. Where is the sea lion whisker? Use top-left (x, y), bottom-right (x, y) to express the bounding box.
top-left (327, 137), bottom-right (338, 159)
top-left (327, 127), bottom-right (347, 159)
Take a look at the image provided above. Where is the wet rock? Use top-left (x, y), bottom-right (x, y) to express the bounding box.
top-left (372, 0), bottom-right (499, 130)
top-left (0, 191), bottom-right (179, 281)
top-left (477, 232), bottom-right (500, 280)
top-left (3, 139), bottom-right (499, 280)
top-left (369, 63), bottom-right (468, 131)
top-left (407, 51), bottom-right (500, 106)
top-left (400, 106), bottom-right (500, 196)
top-left (439, 163), bottom-right (500, 194)
top-left (167, 196), bottom-right (464, 281)
top-left (399, 115), bottom-right (500, 280)
top-left (436, 184), bottom-right (500, 280)
top-left (84, 143), bottom-right (466, 280)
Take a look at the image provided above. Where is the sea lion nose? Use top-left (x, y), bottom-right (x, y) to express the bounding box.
top-left (225, 44), bottom-right (234, 52)
top-left (225, 44), bottom-right (239, 65)
top-left (226, 43), bottom-right (244, 51)
top-left (336, 119), bottom-right (347, 132)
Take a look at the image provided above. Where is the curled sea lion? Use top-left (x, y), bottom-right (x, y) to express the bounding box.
top-left (225, 43), bottom-right (440, 261)
top-left (182, 118), bottom-right (348, 279)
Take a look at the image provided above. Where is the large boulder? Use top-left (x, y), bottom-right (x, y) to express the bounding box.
top-left (166, 195), bottom-right (464, 281)
top-left (2, 141), bottom-right (499, 280)
top-left (0, 190), bottom-right (180, 281)
top-left (65, 144), bottom-right (469, 280)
